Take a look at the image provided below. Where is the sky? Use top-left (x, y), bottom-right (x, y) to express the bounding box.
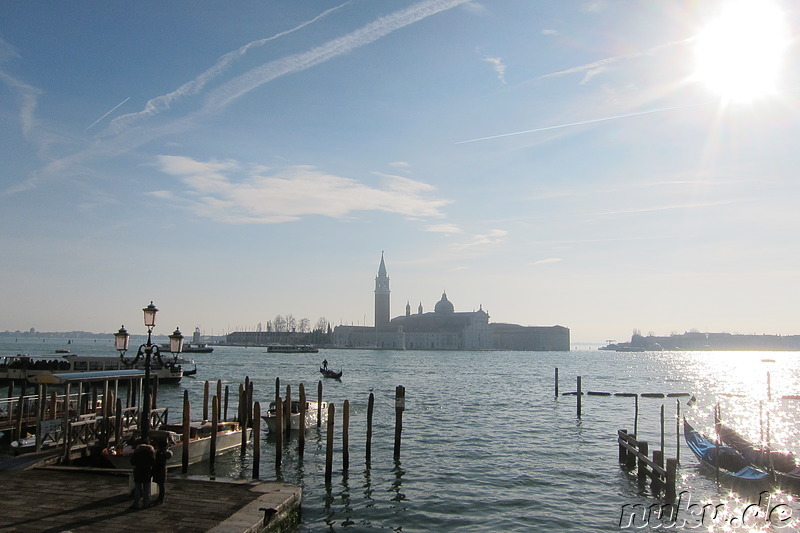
top-left (1, 1), bottom-right (799, 344)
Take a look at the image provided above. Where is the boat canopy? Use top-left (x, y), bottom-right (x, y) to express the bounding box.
top-left (34, 369), bottom-right (146, 384)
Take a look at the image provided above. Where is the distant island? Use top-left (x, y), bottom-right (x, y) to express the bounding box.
top-left (601, 330), bottom-right (800, 352)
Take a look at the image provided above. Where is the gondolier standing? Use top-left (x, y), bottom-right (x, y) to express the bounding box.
top-left (322, 359), bottom-right (328, 370)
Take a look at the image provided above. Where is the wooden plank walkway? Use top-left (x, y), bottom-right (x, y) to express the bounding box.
top-left (0, 468), bottom-right (300, 532)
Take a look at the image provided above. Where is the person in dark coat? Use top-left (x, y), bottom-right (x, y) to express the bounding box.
top-left (152, 439), bottom-right (173, 505)
top-left (130, 439), bottom-right (156, 509)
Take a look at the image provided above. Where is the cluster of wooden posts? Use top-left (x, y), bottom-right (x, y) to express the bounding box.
top-left (554, 368), bottom-right (686, 501)
top-left (618, 429), bottom-right (678, 501)
top-left (199, 377), bottom-right (406, 484)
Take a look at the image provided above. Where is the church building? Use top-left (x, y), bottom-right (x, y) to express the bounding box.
top-left (333, 253), bottom-right (570, 351)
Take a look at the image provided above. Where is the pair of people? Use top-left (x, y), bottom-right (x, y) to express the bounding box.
top-left (130, 438), bottom-right (173, 509)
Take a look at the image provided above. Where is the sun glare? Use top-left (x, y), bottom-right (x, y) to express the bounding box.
top-left (693, 0), bottom-right (789, 103)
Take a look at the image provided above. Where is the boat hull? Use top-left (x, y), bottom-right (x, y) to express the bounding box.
top-left (262, 401), bottom-right (327, 433)
top-left (103, 426), bottom-right (251, 468)
top-left (684, 419), bottom-right (773, 493)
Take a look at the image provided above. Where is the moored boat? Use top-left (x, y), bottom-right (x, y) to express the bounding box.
top-left (10, 434), bottom-right (58, 455)
top-left (261, 400), bottom-right (328, 434)
top-left (267, 344), bottom-right (319, 354)
top-left (0, 354), bottom-right (184, 384)
top-left (684, 418), bottom-right (772, 492)
top-left (715, 419), bottom-right (800, 492)
top-left (102, 420), bottom-right (250, 468)
top-left (163, 343), bottom-right (213, 353)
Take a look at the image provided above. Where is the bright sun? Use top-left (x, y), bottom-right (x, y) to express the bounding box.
top-left (693, 0), bottom-right (789, 103)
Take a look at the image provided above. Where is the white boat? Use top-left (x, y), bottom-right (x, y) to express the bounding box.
top-left (102, 420), bottom-right (251, 468)
top-left (266, 344), bottom-right (319, 353)
top-left (262, 400), bottom-right (327, 433)
top-left (0, 354), bottom-right (184, 384)
top-left (10, 434), bottom-right (58, 455)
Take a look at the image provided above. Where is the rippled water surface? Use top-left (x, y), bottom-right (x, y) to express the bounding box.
top-left (3, 338), bottom-right (800, 532)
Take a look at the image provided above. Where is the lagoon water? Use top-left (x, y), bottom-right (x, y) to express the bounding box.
top-left (3, 337), bottom-right (800, 532)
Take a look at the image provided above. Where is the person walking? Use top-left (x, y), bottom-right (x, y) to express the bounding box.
top-left (130, 439), bottom-right (156, 510)
top-left (152, 439), bottom-right (173, 506)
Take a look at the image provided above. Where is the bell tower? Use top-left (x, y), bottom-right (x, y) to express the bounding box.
top-left (374, 251), bottom-right (391, 330)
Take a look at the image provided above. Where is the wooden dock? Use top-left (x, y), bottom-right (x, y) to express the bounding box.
top-left (0, 467), bottom-right (300, 532)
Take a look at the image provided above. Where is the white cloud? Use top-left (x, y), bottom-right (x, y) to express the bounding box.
top-left (450, 229), bottom-right (508, 251)
top-left (154, 155), bottom-right (449, 223)
top-left (542, 29), bottom-right (559, 36)
top-left (202, 0), bottom-right (472, 112)
top-left (531, 257), bottom-right (562, 266)
top-left (538, 39), bottom-right (690, 85)
top-left (582, 1), bottom-right (609, 13)
top-left (483, 56), bottom-right (507, 84)
top-left (426, 223), bottom-right (462, 234)
top-left (106, 2), bottom-right (352, 134)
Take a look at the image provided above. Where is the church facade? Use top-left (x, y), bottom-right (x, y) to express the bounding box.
top-left (333, 254), bottom-right (570, 351)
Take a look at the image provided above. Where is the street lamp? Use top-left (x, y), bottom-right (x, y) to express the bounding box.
top-left (114, 302), bottom-right (183, 440)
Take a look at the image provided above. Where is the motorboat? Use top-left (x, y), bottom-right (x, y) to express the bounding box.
top-left (262, 400), bottom-right (327, 434)
top-left (267, 345), bottom-right (319, 353)
top-left (102, 420), bottom-right (250, 468)
top-left (163, 343), bottom-right (213, 353)
top-left (0, 354), bottom-right (184, 384)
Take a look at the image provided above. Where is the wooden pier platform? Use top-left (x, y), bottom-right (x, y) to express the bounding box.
top-left (0, 467), bottom-right (300, 532)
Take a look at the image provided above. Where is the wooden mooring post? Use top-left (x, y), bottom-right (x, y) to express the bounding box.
top-left (576, 376), bottom-right (582, 418)
top-left (275, 397), bottom-right (283, 470)
top-left (182, 391), bottom-right (190, 473)
top-left (224, 385), bottom-right (229, 421)
top-left (325, 403), bottom-right (335, 484)
top-left (210, 395), bottom-right (219, 466)
top-left (216, 380), bottom-right (222, 421)
top-left (252, 401), bottom-right (261, 479)
top-left (343, 399), bottom-right (350, 471)
top-left (554, 367), bottom-right (559, 398)
top-left (366, 392), bottom-right (375, 465)
top-left (284, 385), bottom-right (291, 437)
top-left (317, 380), bottom-right (323, 428)
top-left (242, 379), bottom-right (253, 453)
top-left (617, 429), bottom-right (677, 502)
top-left (394, 385), bottom-right (405, 461)
top-left (203, 380), bottom-right (209, 421)
top-left (298, 383), bottom-right (306, 457)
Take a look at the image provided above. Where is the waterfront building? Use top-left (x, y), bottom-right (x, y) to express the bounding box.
top-left (333, 254), bottom-right (570, 351)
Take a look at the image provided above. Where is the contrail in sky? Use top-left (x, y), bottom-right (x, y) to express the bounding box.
top-left (455, 103), bottom-right (706, 144)
top-left (85, 96), bottom-right (130, 131)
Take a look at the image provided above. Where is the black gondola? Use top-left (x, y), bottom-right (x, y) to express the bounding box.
top-left (683, 418), bottom-right (772, 492)
top-left (320, 367), bottom-right (342, 379)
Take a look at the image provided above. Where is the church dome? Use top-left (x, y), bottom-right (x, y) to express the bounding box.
top-left (434, 292), bottom-right (454, 314)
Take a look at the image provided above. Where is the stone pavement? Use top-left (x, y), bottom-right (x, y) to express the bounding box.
top-left (0, 468), bottom-right (300, 532)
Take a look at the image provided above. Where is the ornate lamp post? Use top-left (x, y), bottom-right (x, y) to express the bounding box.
top-left (114, 302), bottom-right (183, 440)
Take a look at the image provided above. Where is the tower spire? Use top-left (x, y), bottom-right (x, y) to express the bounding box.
top-left (374, 252), bottom-right (390, 330)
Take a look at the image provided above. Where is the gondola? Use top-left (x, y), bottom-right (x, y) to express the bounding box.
top-left (715, 419), bottom-right (800, 493)
top-left (319, 367), bottom-right (342, 379)
top-left (683, 418), bottom-right (772, 492)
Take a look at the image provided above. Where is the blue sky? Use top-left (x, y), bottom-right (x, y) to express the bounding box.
top-left (1, 0), bottom-right (798, 344)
